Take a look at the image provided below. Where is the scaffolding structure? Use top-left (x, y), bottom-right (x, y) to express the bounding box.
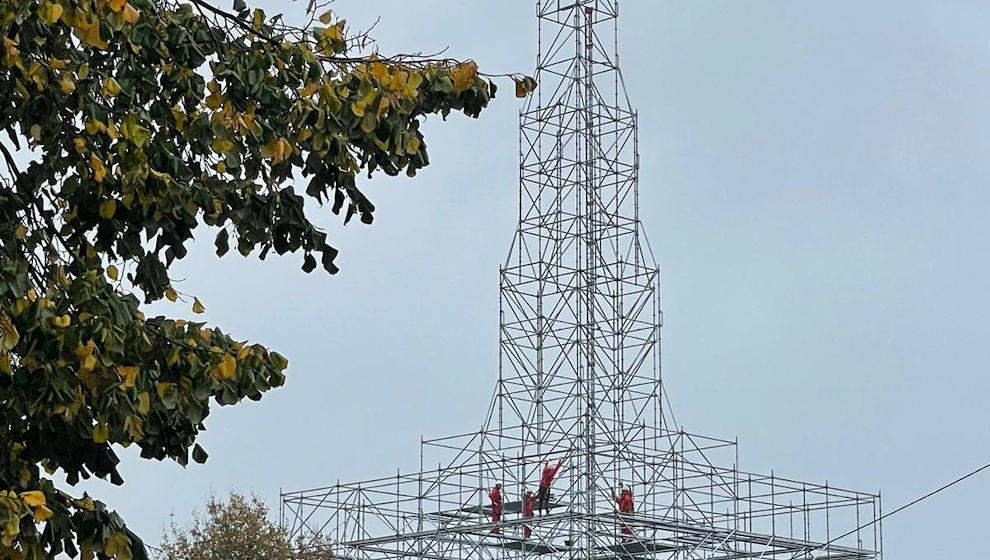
top-left (281, 2), bottom-right (883, 559)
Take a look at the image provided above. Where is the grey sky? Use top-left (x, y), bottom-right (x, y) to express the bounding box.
top-left (74, 2), bottom-right (989, 558)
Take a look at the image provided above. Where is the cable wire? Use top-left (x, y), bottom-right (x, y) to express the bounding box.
top-left (806, 460), bottom-right (990, 558)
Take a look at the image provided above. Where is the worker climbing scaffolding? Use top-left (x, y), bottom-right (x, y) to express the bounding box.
top-left (522, 489), bottom-right (536, 539)
top-left (536, 460), bottom-right (563, 515)
top-left (613, 484), bottom-right (635, 541)
top-left (489, 483), bottom-right (504, 534)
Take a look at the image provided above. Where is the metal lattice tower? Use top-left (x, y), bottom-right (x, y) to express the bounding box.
top-left (282, 3), bottom-right (884, 560)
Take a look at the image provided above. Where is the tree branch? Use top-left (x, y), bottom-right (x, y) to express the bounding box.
top-left (0, 141), bottom-right (20, 178)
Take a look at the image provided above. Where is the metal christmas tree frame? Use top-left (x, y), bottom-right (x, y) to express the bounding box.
top-left (281, 3), bottom-right (883, 559)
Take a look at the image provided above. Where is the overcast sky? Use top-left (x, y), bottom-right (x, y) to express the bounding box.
top-left (72, 2), bottom-right (990, 558)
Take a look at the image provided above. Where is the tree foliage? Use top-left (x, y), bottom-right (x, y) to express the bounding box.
top-left (160, 492), bottom-right (322, 560)
top-left (0, 0), bottom-right (522, 558)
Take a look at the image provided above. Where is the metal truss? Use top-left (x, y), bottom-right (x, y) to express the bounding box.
top-left (282, 2), bottom-right (883, 559)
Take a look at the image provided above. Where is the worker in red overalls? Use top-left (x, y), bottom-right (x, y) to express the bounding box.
top-left (489, 483), bottom-right (504, 534)
top-left (613, 484), bottom-right (634, 541)
top-left (536, 459), bottom-right (563, 515)
top-left (522, 489), bottom-right (537, 539)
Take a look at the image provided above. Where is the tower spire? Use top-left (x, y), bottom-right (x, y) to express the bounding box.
top-left (494, 0), bottom-right (657, 450)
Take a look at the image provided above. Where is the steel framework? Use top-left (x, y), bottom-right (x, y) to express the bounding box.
top-left (281, 2), bottom-right (883, 560)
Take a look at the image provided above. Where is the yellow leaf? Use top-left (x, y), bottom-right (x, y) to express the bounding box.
top-left (73, 137), bottom-right (86, 154)
top-left (58, 74), bottom-right (75, 94)
top-left (261, 137), bottom-right (291, 164)
top-left (33, 504), bottom-right (53, 522)
top-left (102, 77), bottom-right (121, 98)
top-left (85, 119), bottom-right (106, 135)
top-left (106, 0), bottom-right (127, 12)
top-left (165, 287), bottom-right (177, 302)
top-left (156, 383), bottom-right (173, 399)
top-left (91, 156), bottom-right (107, 183)
top-left (19, 491), bottom-right (45, 508)
top-left (299, 82), bottom-right (319, 97)
top-left (105, 532), bottom-right (131, 560)
top-left (14, 224), bottom-right (26, 239)
top-left (192, 298), bottom-right (205, 314)
top-left (205, 91), bottom-right (223, 110)
top-left (276, 138), bottom-right (292, 163)
top-left (118, 366), bottom-right (139, 388)
top-left (166, 346), bottom-right (180, 366)
top-left (72, 13), bottom-right (108, 49)
top-left (92, 422), bottom-right (108, 443)
top-left (107, 265), bottom-right (118, 280)
top-left (450, 61), bottom-right (478, 93)
top-left (38, 2), bottom-right (64, 25)
top-left (73, 496), bottom-right (95, 511)
top-left (213, 354), bottom-right (236, 379)
top-left (318, 9), bottom-right (333, 24)
top-left (52, 315), bottom-right (70, 328)
top-left (405, 135), bottom-right (421, 154)
top-left (371, 62), bottom-right (389, 84)
top-left (99, 199), bottom-right (116, 219)
top-left (137, 392), bottom-right (150, 414)
top-left (323, 24), bottom-right (343, 43)
top-left (13, 298), bottom-right (29, 315)
top-left (81, 354), bottom-right (97, 373)
top-left (0, 312), bottom-right (19, 352)
top-left (121, 3), bottom-right (139, 25)
top-left (514, 76), bottom-right (538, 98)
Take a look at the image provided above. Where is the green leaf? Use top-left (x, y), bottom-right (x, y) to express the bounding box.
top-left (192, 444), bottom-right (208, 464)
top-left (215, 229), bottom-right (230, 257)
top-left (302, 253), bottom-right (316, 273)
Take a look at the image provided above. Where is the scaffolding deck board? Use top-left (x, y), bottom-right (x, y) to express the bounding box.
top-left (600, 541), bottom-right (680, 555)
top-left (458, 500), bottom-right (562, 516)
top-left (489, 538), bottom-right (679, 558)
top-left (491, 540), bottom-right (563, 554)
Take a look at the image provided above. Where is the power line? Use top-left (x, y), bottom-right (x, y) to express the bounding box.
top-left (806, 460), bottom-right (990, 558)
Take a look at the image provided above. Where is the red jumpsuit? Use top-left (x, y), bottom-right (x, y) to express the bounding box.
top-left (537, 460), bottom-right (563, 513)
top-left (522, 493), bottom-right (537, 539)
top-left (489, 486), bottom-right (503, 534)
top-left (616, 490), bottom-right (634, 537)
top-left (540, 460), bottom-right (563, 487)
